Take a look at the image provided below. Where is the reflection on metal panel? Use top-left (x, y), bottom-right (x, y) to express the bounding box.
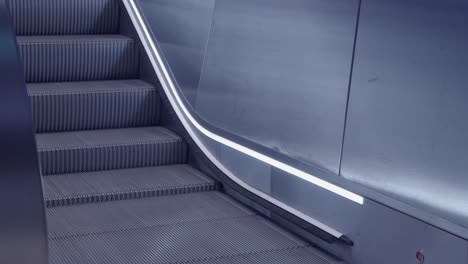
top-left (342, 0), bottom-right (468, 227)
top-left (0, 1), bottom-right (48, 263)
top-left (126, 0), bottom-right (361, 240)
top-left (195, 0), bottom-right (359, 174)
top-left (138, 0), bottom-right (215, 104)
top-left (127, 0), bottom-right (468, 261)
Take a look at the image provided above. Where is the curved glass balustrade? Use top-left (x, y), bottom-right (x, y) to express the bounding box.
top-left (127, 0), bottom-right (363, 240)
top-left (126, 0), bottom-right (468, 240)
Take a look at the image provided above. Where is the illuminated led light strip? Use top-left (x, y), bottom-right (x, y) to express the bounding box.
top-left (123, 0), bottom-right (364, 238)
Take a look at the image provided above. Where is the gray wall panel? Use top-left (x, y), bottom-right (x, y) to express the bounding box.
top-left (270, 168), bottom-right (468, 264)
top-left (195, 0), bottom-right (359, 174)
top-left (342, 0), bottom-right (468, 227)
top-left (135, 1), bottom-right (468, 261)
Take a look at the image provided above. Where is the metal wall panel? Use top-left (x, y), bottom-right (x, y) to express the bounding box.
top-left (0, 1), bottom-right (48, 263)
top-left (195, 0), bottom-right (359, 174)
top-left (341, 0), bottom-right (468, 227)
top-left (271, 168), bottom-right (468, 264)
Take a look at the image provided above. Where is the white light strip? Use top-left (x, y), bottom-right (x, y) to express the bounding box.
top-left (123, 0), bottom-right (364, 237)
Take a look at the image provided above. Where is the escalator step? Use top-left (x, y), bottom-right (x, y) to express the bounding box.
top-left (28, 80), bottom-right (160, 132)
top-left (44, 165), bottom-right (217, 207)
top-left (49, 216), bottom-right (308, 264)
top-left (17, 35), bottom-right (139, 83)
top-left (36, 127), bottom-right (187, 175)
top-left (8, 0), bottom-right (120, 36)
top-left (47, 192), bottom-right (253, 237)
top-left (162, 247), bottom-right (344, 264)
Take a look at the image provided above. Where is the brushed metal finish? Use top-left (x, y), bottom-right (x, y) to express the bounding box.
top-left (0, 1), bottom-right (48, 263)
top-left (129, 0), bottom-right (349, 238)
top-left (341, 0), bottom-right (468, 228)
top-left (195, 0), bottom-right (359, 174)
top-left (128, 0), bottom-right (468, 263)
top-left (138, 0), bottom-right (359, 174)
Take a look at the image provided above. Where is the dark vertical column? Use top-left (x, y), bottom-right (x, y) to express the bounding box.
top-left (0, 1), bottom-right (49, 263)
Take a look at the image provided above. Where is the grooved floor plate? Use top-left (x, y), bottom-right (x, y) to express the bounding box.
top-left (28, 80), bottom-right (159, 132)
top-left (36, 127), bottom-right (187, 175)
top-left (49, 216), bottom-right (308, 264)
top-left (17, 35), bottom-right (138, 82)
top-left (28, 80), bottom-right (155, 95)
top-left (8, 0), bottom-right (120, 35)
top-left (170, 247), bottom-right (344, 264)
top-left (36, 126), bottom-right (181, 150)
top-left (44, 165), bottom-right (216, 207)
top-left (47, 192), bottom-right (253, 238)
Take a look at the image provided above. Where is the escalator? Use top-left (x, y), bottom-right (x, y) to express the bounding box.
top-left (8, 0), bottom-right (345, 263)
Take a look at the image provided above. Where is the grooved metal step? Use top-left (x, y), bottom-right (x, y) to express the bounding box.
top-left (17, 35), bottom-right (139, 83)
top-left (36, 127), bottom-right (187, 175)
top-left (47, 192), bottom-right (253, 237)
top-left (7, 0), bottom-right (120, 36)
top-left (12, 0), bottom-right (347, 262)
top-left (49, 215), bottom-right (308, 264)
top-left (164, 247), bottom-right (344, 264)
top-left (28, 80), bottom-right (160, 132)
top-left (44, 165), bottom-right (217, 207)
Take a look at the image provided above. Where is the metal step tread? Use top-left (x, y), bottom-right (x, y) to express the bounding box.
top-left (17, 35), bottom-right (139, 83)
top-left (36, 126), bottom-right (182, 151)
top-left (164, 247), bottom-right (344, 264)
top-left (36, 127), bottom-right (187, 175)
top-left (49, 215), bottom-right (310, 264)
top-left (8, 0), bottom-right (120, 36)
top-left (28, 80), bottom-right (160, 132)
top-left (27, 80), bottom-right (155, 95)
top-left (44, 165), bottom-right (217, 207)
top-left (47, 191), bottom-right (253, 238)
top-left (17, 34), bottom-right (134, 44)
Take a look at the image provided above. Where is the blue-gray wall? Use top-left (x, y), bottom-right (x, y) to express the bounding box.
top-left (194, 0), bottom-right (359, 174)
top-left (140, 0), bottom-right (468, 229)
top-left (342, 0), bottom-right (468, 228)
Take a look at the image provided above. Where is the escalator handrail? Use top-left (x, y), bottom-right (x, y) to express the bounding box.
top-left (122, 0), bottom-right (365, 240)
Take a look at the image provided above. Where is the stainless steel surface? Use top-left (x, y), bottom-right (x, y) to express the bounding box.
top-left (195, 0), bottom-right (359, 174)
top-left (130, 0), bottom-right (353, 239)
top-left (138, 0), bottom-right (360, 175)
top-left (137, 0), bottom-right (468, 236)
top-left (0, 1), bottom-right (48, 263)
top-left (131, 0), bottom-right (468, 263)
top-left (341, 0), bottom-right (468, 228)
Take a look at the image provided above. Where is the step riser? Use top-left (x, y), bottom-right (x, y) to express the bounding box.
top-left (8, 0), bottom-right (120, 35)
top-left (39, 142), bottom-right (188, 175)
top-left (46, 184), bottom-right (218, 208)
top-left (31, 90), bottom-right (160, 132)
top-left (18, 39), bottom-right (139, 83)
